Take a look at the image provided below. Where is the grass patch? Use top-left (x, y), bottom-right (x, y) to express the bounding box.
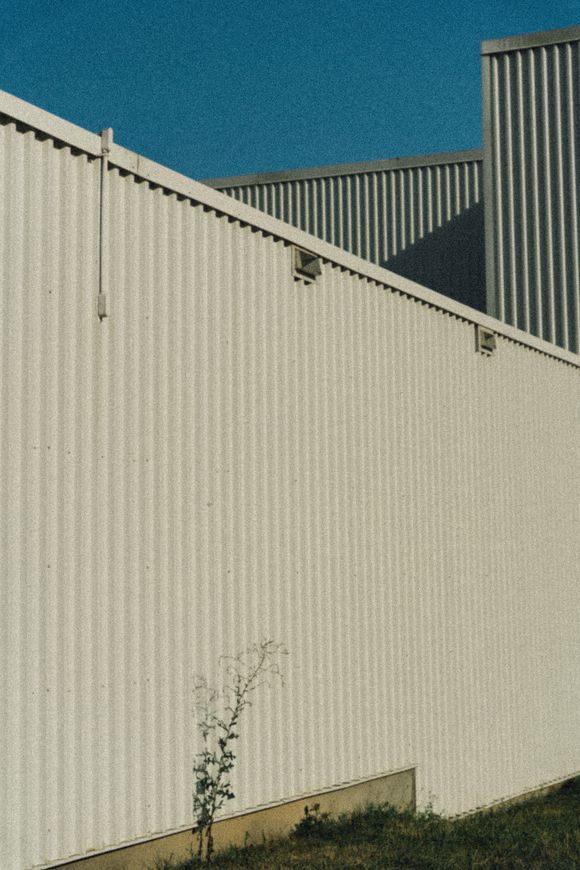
top-left (151, 777), bottom-right (580, 869)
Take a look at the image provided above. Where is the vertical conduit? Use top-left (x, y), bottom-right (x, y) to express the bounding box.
top-left (98, 128), bottom-right (113, 319)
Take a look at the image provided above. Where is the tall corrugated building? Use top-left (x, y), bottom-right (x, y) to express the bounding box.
top-left (0, 23), bottom-right (578, 870)
top-left (482, 24), bottom-right (580, 353)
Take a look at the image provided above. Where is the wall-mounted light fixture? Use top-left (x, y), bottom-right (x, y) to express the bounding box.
top-left (292, 246), bottom-right (322, 284)
top-left (476, 324), bottom-right (496, 355)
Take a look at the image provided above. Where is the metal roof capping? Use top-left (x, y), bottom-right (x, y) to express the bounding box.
top-left (481, 23), bottom-right (580, 54)
top-left (1, 87), bottom-right (577, 368)
top-left (202, 148), bottom-right (483, 186)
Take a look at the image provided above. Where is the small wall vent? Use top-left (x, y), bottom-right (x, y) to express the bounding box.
top-left (476, 324), bottom-right (496, 355)
top-left (292, 246), bottom-right (322, 283)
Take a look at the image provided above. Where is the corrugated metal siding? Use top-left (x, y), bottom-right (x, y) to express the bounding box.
top-left (211, 157), bottom-right (486, 311)
top-left (1, 114), bottom-right (579, 870)
top-left (0, 118), bottom-right (102, 868)
top-left (482, 33), bottom-right (580, 352)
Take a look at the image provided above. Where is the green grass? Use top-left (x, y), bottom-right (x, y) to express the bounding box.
top-left (151, 777), bottom-right (580, 869)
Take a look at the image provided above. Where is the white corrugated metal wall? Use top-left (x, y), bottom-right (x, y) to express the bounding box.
top-left (0, 115), bottom-right (102, 870)
top-left (205, 153), bottom-right (485, 311)
top-left (482, 26), bottom-right (580, 353)
top-left (0, 98), bottom-right (579, 870)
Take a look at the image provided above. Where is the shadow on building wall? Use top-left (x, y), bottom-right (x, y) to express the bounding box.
top-left (384, 202), bottom-right (486, 312)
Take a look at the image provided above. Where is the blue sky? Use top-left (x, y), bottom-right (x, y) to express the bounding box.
top-left (1, 1), bottom-right (578, 179)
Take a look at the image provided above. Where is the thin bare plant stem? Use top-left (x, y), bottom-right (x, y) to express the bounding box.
top-left (192, 640), bottom-right (287, 863)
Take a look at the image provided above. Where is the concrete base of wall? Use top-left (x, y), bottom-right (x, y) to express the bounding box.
top-left (56, 767), bottom-right (415, 869)
top-left (470, 774), bottom-right (579, 816)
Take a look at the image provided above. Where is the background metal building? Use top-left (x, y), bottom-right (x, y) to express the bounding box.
top-left (0, 90), bottom-right (578, 870)
top-left (204, 151), bottom-right (486, 311)
top-left (206, 24), bottom-right (580, 355)
top-left (482, 25), bottom-right (580, 353)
